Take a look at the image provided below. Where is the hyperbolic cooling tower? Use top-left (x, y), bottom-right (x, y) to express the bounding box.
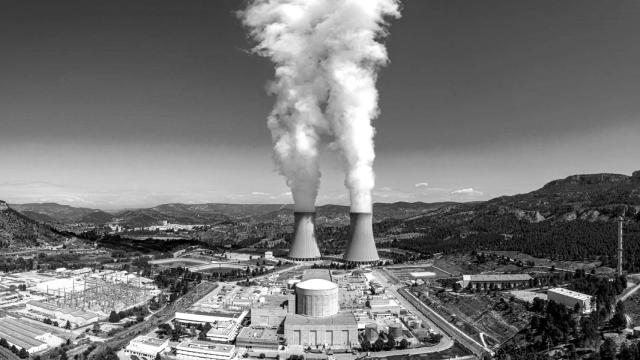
top-left (288, 212), bottom-right (322, 260)
top-left (344, 212), bottom-right (379, 263)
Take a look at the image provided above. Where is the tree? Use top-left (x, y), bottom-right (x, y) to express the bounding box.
top-left (361, 341), bottom-right (371, 352)
top-left (385, 336), bottom-right (395, 350)
top-left (619, 343), bottom-right (634, 360)
top-left (155, 353), bottom-right (162, 360)
top-left (92, 322), bottom-right (101, 334)
top-left (611, 301), bottom-right (626, 330)
top-left (600, 338), bottom-right (617, 360)
top-left (64, 321), bottom-right (71, 329)
top-left (108, 310), bottom-right (120, 323)
top-left (0, 338), bottom-right (8, 348)
top-left (399, 339), bottom-right (409, 350)
top-left (373, 339), bottom-right (385, 352)
top-left (18, 349), bottom-right (29, 359)
top-left (60, 351), bottom-right (68, 360)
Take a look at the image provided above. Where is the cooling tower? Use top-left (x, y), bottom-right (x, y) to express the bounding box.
top-left (344, 212), bottom-right (379, 263)
top-left (288, 212), bottom-right (322, 260)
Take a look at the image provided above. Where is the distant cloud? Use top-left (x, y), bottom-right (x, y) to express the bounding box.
top-left (414, 182), bottom-right (429, 188)
top-left (451, 188), bottom-right (484, 196)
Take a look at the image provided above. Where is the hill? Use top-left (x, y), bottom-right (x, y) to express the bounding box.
top-left (9, 203), bottom-right (114, 224)
top-left (0, 200), bottom-right (67, 249)
top-left (384, 170), bottom-right (640, 272)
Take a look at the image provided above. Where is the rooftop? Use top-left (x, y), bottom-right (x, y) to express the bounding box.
top-left (176, 340), bottom-right (235, 354)
top-left (130, 336), bottom-right (169, 347)
top-left (237, 326), bottom-right (279, 341)
top-left (462, 274), bottom-right (532, 282)
top-left (548, 288), bottom-right (592, 301)
top-left (284, 312), bottom-right (356, 326)
top-left (296, 279), bottom-right (337, 291)
top-left (301, 269), bottom-right (332, 282)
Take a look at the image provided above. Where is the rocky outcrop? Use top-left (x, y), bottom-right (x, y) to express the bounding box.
top-left (0, 201), bottom-right (8, 212)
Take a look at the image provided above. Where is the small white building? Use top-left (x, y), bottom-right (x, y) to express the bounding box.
top-left (124, 336), bottom-right (169, 360)
top-left (547, 288), bottom-right (593, 314)
top-left (176, 340), bottom-right (236, 360)
top-left (263, 251), bottom-right (274, 259)
top-left (206, 321), bottom-right (240, 343)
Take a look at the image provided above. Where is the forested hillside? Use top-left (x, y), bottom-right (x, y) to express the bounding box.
top-left (0, 201), bottom-right (66, 249)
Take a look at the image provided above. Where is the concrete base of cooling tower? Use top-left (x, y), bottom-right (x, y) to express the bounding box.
top-left (288, 212), bottom-right (322, 260)
top-left (343, 212), bottom-right (380, 263)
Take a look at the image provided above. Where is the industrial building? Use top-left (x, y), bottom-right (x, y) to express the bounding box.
top-left (124, 336), bottom-right (169, 360)
top-left (26, 300), bottom-right (100, 327)
top-left (288, 212), bottom-right (322, 260)
top-left (0, 317), bottom-right (57, 354)
top-left (461, 274), bottom-right (532, 289)
top-left (284, 278), bottom-right (358, 349)
top-left (547, 288), bottom-right (593, 314)
top-left (250, 295), bottom-right (288, 327)
top-left (236, 326), bottom-right (280, 350)
top-left (176, 340), bottom-right (236, 360)
top-left (175, 308), bottom-right (248, 325)
top-left (205, 321), bottom-right (241, 343)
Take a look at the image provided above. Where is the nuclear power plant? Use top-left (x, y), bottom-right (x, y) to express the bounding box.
top-left (287, 211), bottom-right (380, 264)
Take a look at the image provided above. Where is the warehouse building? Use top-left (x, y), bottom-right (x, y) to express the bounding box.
top-left (176, 339), bottom-right (236, 360)
top-left (284, 279), bottom-right (358, 349)
top-left (124, 336), bottom-right (169, 360)
top-left (25, 301), bottom-right (100, 327)
top-left (547, 288), bottom-right (593, 314)
top-left (461, 274), bottom-right (532, 290)
top-left (0, 317), bottom-right (53, 354)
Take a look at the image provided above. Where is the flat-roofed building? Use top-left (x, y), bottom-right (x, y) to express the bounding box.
top-left (461, 274), bottom-right (532, 290)
top-left (124, 336), bottom-right (169, 360)
top-left (284, 312), bottom-right (358, 349)
top-left (547, 288), bottom-right (593, 314)
top-left (0, 318), bottom-right (49, 354)
top-left (205, 321), bottom-right (240, 343)
top-left (25, 301), bottom-right (100, 327)
top-left (251, 295), bottom-right (288, 327)
top-left (175, 309), bottom-right (248, 325)
top-left (176, 340), bottom-right (236, 360)
top-left (236, 326), bottom-right (280, 350)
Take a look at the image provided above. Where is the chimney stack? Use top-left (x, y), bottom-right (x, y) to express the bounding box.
top-left (344, 212), bottom-right (379, 264)
top-left (288, 212), bottom-right (321, 261)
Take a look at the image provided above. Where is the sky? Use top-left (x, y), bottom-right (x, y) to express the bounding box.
top-left (0, 0), bottom-right (639, 209)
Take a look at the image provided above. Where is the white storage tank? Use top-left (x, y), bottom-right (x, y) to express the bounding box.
top-left (295, 279), bottom-right (339, 317)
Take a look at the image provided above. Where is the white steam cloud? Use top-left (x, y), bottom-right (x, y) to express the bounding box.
top-left (240, 0), bottom-right (400, 213)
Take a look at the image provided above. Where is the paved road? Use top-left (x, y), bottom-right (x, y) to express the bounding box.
top-left (620, 282), bottom-right (640, 302)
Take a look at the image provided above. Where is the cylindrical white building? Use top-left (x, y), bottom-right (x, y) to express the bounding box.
top-left (295, 279), bottom-right (339, 317)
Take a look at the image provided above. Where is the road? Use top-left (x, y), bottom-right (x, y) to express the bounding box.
top-left (620, 282), bottom-right (640, 302)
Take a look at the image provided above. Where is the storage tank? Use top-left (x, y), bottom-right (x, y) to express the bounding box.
top-left (408, 319), bottom-right (422, 329)
top-left (295, 279), bottom-right (339, 317)
top-left (364, 324), bottom-right (379, 342)
top-left (389, 323), bottom-right (403, 339)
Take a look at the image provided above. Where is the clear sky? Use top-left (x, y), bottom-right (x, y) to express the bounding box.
top-left (1, 0), bottom-right (639, 209)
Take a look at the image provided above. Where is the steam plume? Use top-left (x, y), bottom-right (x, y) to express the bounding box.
top-left (241, 0), bottom-right (400, 213)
